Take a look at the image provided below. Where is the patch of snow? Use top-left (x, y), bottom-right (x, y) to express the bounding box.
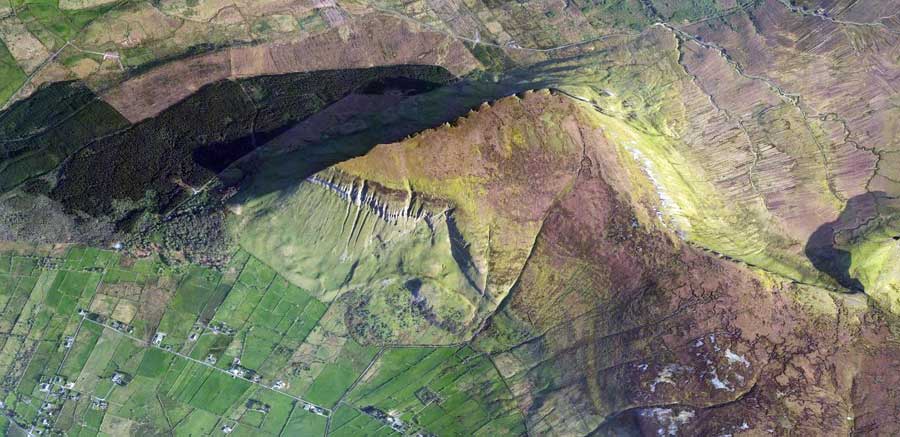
top-left (641, 408), bottom-right (695, 436)
top-left (710, 376), bottom-right (730, 390)
top-left (626, 146), bottom-right (687, 238)
top-left (725, 349), bottom-right (750, 367)
top-left (636, 363), bottom-right (649, 372)
top-left (694, 339), bottom-right (704, 348)
top-left (650, 364), bottom-right (681, 392)
top-left (708, 368), bottom-right (734, 392)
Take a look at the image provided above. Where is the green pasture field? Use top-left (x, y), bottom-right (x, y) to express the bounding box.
top-left (0, 40), bottom-right (26, 105)
top-left (345, 346), bottom-right (526, 435)
top-left (0, 244), bottom-right (524, 435)
top-left (0, 246), bottom-right (375, 435)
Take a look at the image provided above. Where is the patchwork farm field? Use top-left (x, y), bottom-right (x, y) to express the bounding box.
top-left (0, 245), bottom-right (523, 435)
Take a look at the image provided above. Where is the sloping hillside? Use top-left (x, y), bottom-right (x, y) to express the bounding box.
top-left (231, 89), bottom-right (900, 435)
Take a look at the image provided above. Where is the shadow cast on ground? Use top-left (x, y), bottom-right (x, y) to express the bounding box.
top-left (804, 191), bottom-right (891, 292)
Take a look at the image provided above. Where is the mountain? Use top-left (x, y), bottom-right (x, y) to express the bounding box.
top-left (0, 0), bottom-right (899, 435)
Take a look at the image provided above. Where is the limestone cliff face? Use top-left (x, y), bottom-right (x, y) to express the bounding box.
top-left (231, 91), bottom-right (588, 345)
